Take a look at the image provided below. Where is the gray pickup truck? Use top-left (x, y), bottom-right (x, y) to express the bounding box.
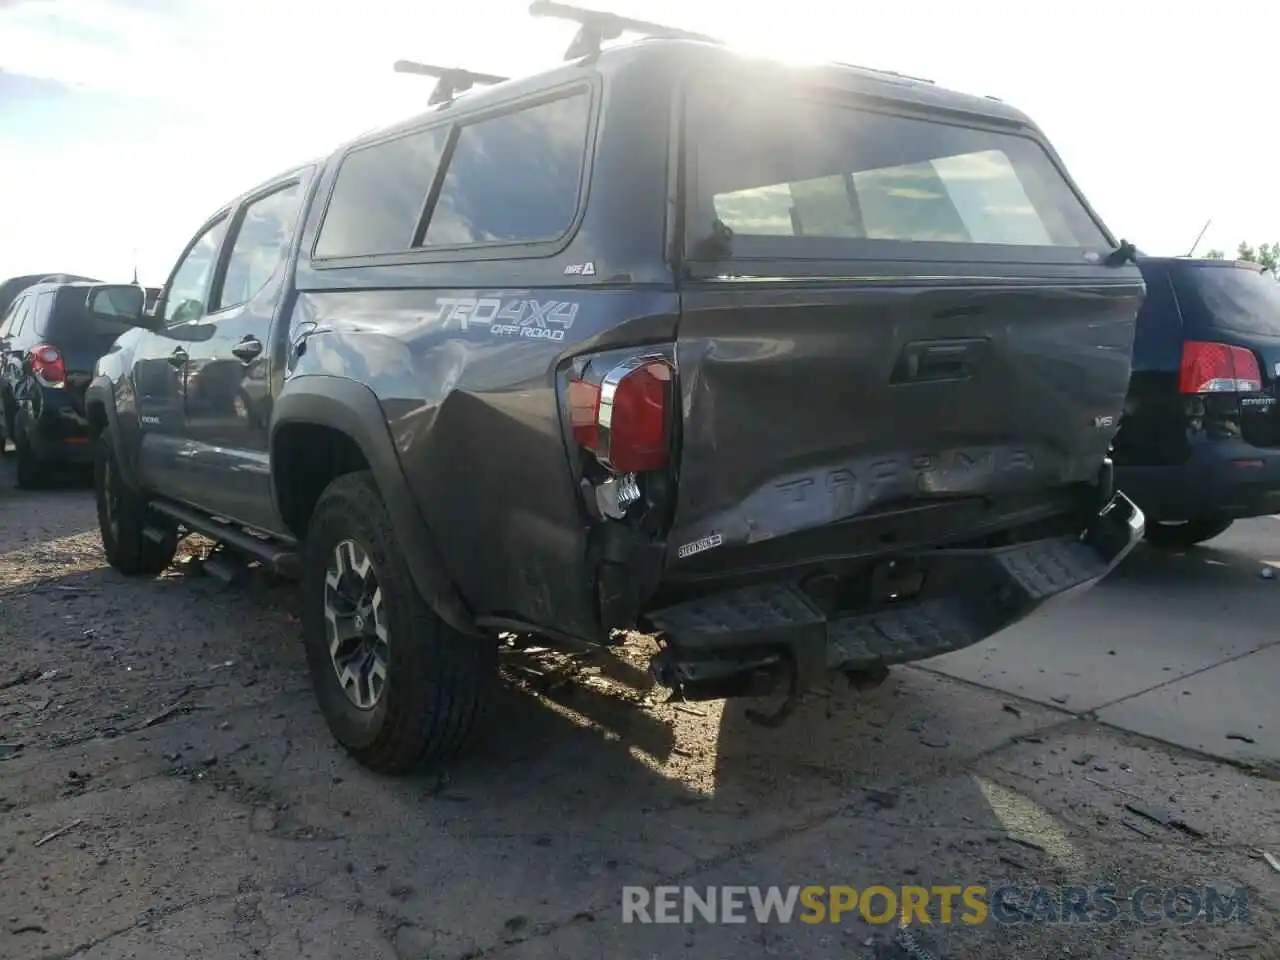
top-left (86, 3), bottom-right (1145, 773)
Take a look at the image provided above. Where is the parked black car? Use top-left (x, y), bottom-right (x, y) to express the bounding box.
top-left (86, 3), bottom-right (1144, 773)
top-left (1113, 257), bottom-right (1280, 547)
top-left (0, 279), bottom-right (146, 486)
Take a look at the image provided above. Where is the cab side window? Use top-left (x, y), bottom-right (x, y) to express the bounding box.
top-left (422, 93), bottom-right (591, 247)
top-left (163, 217), bottom-right (229, 326)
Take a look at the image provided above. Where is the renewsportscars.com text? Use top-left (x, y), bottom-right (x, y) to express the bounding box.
top-left (621, 884), bottom-right (1250, 926)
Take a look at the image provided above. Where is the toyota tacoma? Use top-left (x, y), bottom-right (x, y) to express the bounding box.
top-left (87, 3), bottom-right (1146, 773)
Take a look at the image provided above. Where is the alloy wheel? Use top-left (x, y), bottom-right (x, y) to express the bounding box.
top-left (323, 538), bottom-right (389, 710)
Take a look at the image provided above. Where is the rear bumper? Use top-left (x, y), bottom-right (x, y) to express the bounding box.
top-left (1116, 436), bottom-right (1280, 521)
top-left (644, 492), bottom-right (1144, 699)
top-left (23, 393), bottom-right (93, 463)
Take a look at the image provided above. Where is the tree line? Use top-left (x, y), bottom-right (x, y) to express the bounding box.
top-left (1202, 242), bottom-right (1280, 276)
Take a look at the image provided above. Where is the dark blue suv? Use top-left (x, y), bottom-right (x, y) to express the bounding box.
top-left (1113, 256), bottom-right (1280, 546)
top-left (0, 279), bottom-right (145, 487)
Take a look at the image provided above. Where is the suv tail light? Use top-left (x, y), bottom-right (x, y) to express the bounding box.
top-left (1178, 340), bottom-right (1262, 394)
top-left (28, 343), bottom-right (67, 387)
top-left (568, 357), bottom-right (674, 473)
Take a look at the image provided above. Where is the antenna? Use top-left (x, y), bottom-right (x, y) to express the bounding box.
top-left (131, 245), bottom-right (139, 285)
top-left (527, 1), bottom-right (720, 61)
top-left (1187, 218), bottom-right (1212, 257)
top-left (392, 60), bottom-right (509, 106)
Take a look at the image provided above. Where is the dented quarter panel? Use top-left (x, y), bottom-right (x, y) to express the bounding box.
top-left (668, 271), bottom-right (1143, 565)
top-left (275, 47), bottom-right (682, 640)
top-left (287, 286), bottom-right (679, 639)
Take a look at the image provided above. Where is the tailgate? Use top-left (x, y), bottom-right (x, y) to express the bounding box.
top-left (43, 303), bottom-right (132, 410)
top-left (667, 78), bottom-right (1144, 565)
top-left (668, 278), bottom-right (1141, 558)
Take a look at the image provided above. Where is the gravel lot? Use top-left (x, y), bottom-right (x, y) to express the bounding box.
top-left (1, 461), bottom-right (1278, 959)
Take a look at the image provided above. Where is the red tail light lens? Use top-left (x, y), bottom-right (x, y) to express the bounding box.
top-left (1178, 340), bottom-right (1261, 394)
top-left (568, 358), bottom-right (673, 473)
top-left (29, 343), bottom-right (66, 387)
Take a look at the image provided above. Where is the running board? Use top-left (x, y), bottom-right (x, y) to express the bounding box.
top-left (147, 500), bottom-right (301, 578)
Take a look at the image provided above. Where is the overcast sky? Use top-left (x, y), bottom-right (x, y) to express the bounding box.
top-left (0, 0), bottom-right (1273, 284)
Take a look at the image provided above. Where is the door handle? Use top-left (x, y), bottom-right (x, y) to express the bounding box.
top-left (231, 336), bottom-right (263, 362)
top-left (168, 348), bottom-right (188, 368)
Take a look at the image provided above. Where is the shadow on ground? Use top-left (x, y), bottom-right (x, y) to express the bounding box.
top-left (1, 473), bottom-right (1277, 958)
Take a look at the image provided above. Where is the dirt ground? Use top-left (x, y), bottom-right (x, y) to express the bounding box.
top-left (1, 463), bottom-right (1278, 959)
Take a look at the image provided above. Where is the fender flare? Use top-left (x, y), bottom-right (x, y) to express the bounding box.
top-left (271, 376), bottom-right (477, 637)
top-left (84, 376), bottom-right (139, 489)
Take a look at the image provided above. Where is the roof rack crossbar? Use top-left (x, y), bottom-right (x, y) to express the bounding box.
top-left (392, 60), bottom-right (509, 105)
top-left (528, 1), bottom-right (719, 60)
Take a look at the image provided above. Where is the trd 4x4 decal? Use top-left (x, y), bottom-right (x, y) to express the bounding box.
top-left (430, 296), bottom-right (579, 342)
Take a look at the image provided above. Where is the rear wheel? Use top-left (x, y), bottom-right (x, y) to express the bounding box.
top-left (302, 470), bottom-right (496, 774)
top-left (14, 424), bottom-right (44, 489)
top-left (0, 403), bottom-right (11, 458)
top-left (1144, 518), bottom-right (1233, 549)
top-left (95, 427), bottom-right (178, 575)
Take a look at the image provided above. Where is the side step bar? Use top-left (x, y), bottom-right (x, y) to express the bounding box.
top-left (147, 499), bottom-right (301, 579)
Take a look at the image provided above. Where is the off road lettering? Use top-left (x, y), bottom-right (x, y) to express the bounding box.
top-left (433, 296), bottom-right (578, 342)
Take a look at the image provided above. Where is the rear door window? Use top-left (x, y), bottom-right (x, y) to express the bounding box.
top-left (216, 181), bottom-right (304, 310)
top-left (5, 295), bottom-right (31, 339)
top-left (0, 295), bottom-right (20, 338)
top-left (1171, 264), bottom-right (1280, 338)
top-left (686, 84), bottom-right (1109, 262)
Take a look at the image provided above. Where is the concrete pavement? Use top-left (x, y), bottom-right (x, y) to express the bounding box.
top-left (925, 519), bottom-right (1280, 774)
top-left (2, 468), bottom-right (1279, 959)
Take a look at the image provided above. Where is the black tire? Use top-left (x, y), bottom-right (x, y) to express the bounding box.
top-left (14, 426), bottom-right (44, 489)
top-left (302, 470), bottom-right (496, 774)
top-left (0, 405), bottom-right (12, 459)
top-left (95, 427), bottom-right (178, 575)
top-left (1144, 518), bottom-right (1233, 549)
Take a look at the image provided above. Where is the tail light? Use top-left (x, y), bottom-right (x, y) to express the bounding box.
top-left (568, 356), bottom-right (674, 474)
top-left (28, 343), bottom-right (66, 387)
top-left (1178, 341), bottom-right (1261, 394)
